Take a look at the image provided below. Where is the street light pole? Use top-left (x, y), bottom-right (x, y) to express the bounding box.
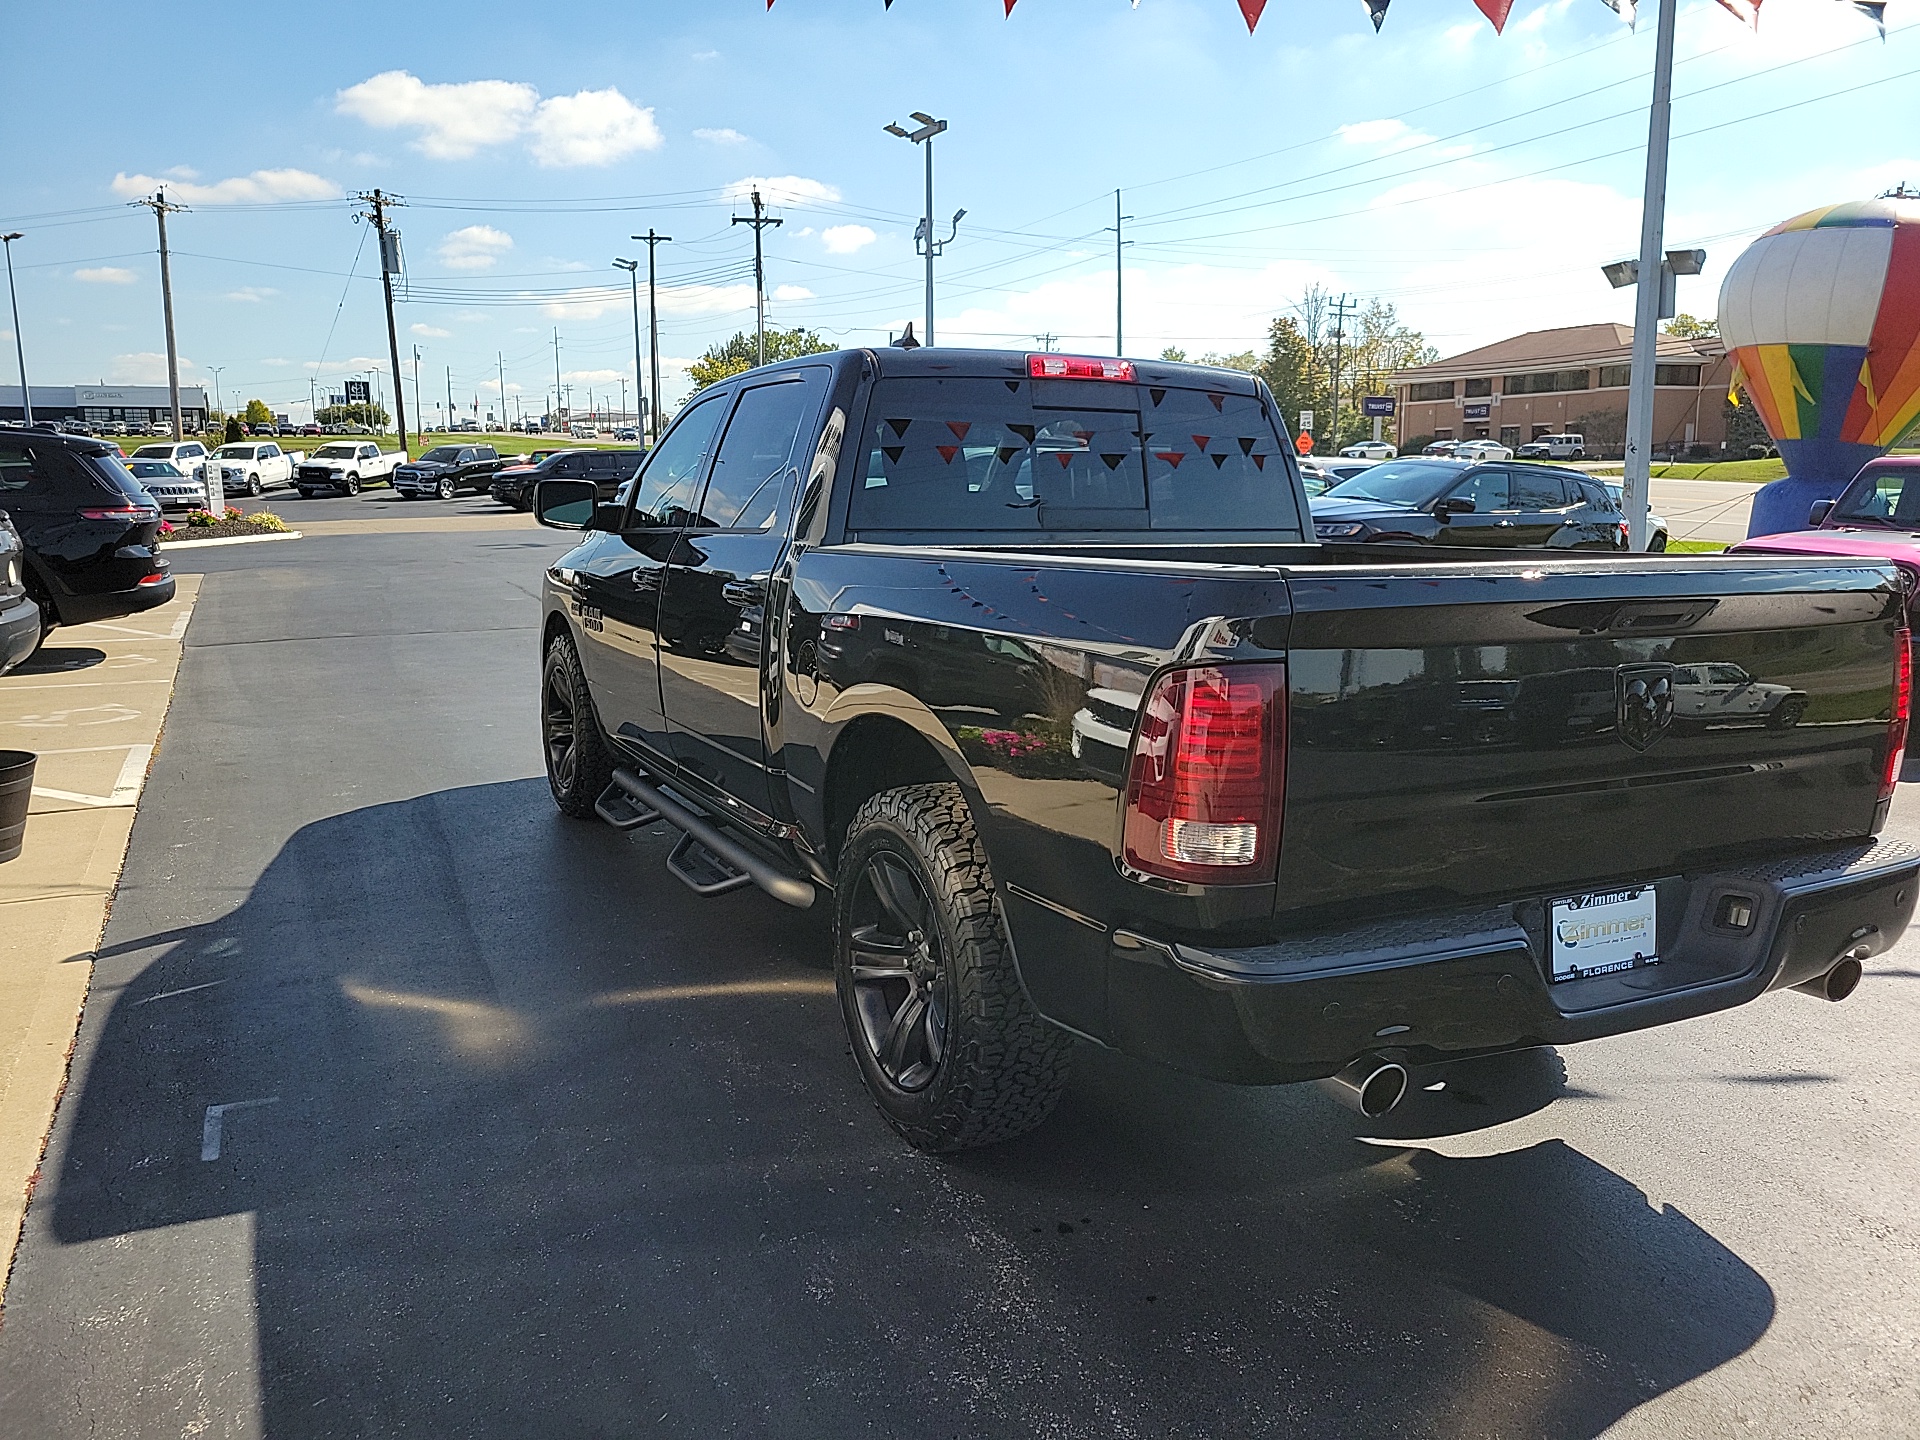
top-left (412, 344), bottom-right (425, 448)
top-left (208, 364), bottom-right (225, 423)
top-left (2, 233), bottom-right (32, 426)
top-left (614, 256), bottom-right (644, 434)
top-left (1621, 0), bottom-right (1679, 554)
top-left (885, 113), bottom-right (962, 346)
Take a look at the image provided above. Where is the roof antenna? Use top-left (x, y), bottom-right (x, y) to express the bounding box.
top-left (893, 321), bottom-right (921, 350)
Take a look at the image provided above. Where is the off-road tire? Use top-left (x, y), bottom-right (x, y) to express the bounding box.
top-left (541, 632), bottom-right (616, 818)
top-left (835, 782), bottom-right (1072, 1151)
top-left (297, 489), bottom-right (314, 499)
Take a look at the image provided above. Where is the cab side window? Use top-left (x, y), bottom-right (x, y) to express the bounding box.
top-left (1450, 468), bottom-right (1510, 513)
top-left (628, 394), bottom-right (729, 528)
top-left (694, 373), bottom-right (827, 531)
top-left (1509, 470), bottom-right (1569, 511)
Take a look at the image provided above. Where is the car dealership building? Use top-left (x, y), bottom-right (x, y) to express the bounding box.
top-left (0, 383), bottom-right (210, 432)
top-left (1389, 323), bottom-right (1732, 459)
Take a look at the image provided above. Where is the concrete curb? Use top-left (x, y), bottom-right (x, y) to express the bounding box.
top-left (160, 531), bottom-right (302, 551)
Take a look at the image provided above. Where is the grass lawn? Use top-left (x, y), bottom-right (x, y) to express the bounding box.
top-left (1664, 539), bottom-right (1729, 553)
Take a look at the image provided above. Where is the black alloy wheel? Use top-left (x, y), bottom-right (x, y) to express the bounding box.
top-left (846, 852), bottom-right (949, 1092)
top-left (540, 634), bottom-right (615, 817)
top-left (834, 783), bottom-right (1073, 1151)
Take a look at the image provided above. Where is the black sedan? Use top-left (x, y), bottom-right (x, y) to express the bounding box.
top-left (0, 428), bottom-right (173, 656)
top-left (392, 444), bottom-right (505, 500)
top-left (1309, 458), bottom-right (1629, 549)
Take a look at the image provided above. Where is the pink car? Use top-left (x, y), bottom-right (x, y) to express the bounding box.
top-left (1731, 457), bottom-right (1920, 612)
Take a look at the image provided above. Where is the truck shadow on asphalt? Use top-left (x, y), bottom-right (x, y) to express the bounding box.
top-left (19, 779), bottom-right (1773, 1439)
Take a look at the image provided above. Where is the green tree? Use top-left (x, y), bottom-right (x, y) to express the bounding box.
top-left (1255, 317), bottom-right (1317, 436)
top-left (1665, 314), bottom-right (1718, 339)
top-left (1158, 346), bottom-right (1188, 363)
top-left (1199, 350), bottom-right (1257, 372)
top-left (687, 328), bottom-right (835, 390)
top-left (242, 398), bottom-right (274, 428)
top-left (224, 415), bottom-right (245, 444)
top-left (314, 402), bottom-right (390, 429)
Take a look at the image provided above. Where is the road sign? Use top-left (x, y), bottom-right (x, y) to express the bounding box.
top-left (1362, 396), bottom-right (1396, 417)
top-left (1294, 432), bottom-right (1314, 456)
top-left (1298, 410), bottom-right (1314, 433)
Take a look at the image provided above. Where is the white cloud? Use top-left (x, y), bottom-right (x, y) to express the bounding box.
top-left (225, 286), bottom-right (277, 302)
top-left (691, 50), bottom-right (719, 61)
top-left (437, 224), bottom-right (514, 271)
top-left (74, 266), bottom-right (137, 285)
top-left (540, 279), bottom-right (756, 321)
top-left (772, 284), bottom-right (814, 302)
top-left (411, 323), bottom-right (452, 338)
top-left (110, 352), bottom-right (195, 384)
top-left (562, 369), bottom-right (627, 386)
top-left (821, 224), bottom-right (876, 255)
top-left (694, 127), bottom-right (748, 145)
top-left (539, 289), bottom-right (625, 321)
top-left (337, 71), bottom-right (660, 167)
top-left (109, 168), bottom-right (340, 203)
top-left (1336, 119), bottom-right (1434, 154)
top-left (335, 72), bottom-right (536, 160)
top-left (724, 175), bottom-right (841, 206)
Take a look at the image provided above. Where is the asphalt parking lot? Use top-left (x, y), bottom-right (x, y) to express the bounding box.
top-left (0, 509), bottom-right (1917, 1438)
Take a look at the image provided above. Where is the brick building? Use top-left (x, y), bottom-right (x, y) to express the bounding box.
top-left (1388, 323), bottom-right (1731, 458)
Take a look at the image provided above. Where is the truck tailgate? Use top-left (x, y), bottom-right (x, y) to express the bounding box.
top-left (1276, 556), bottom-right (1906, 921)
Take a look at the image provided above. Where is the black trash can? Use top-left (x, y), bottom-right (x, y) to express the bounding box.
top-left (0, 750), bottom-right (35, 864)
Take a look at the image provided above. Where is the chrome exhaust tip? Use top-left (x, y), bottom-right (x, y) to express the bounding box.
top-left (1318, 1052), bottom-right (1411, 1119)
top-left (1792, 953), bottom-right (1864, 1003)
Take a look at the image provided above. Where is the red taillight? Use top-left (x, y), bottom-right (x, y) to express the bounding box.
top-left (79, 505), bottom-right (159, 522)
top-left (1882, 625), bottom-right (1911, 802)
top-left (1121, 663), bottom-right (1287, 885)
top-left (1027, 354), bottom-right (1136, 382)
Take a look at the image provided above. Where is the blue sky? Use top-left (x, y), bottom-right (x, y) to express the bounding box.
top-left (2, 0), bottom-right (1914, 423)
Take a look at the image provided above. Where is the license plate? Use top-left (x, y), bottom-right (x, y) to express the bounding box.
top-left (1549, 886), bottom-right (1657, 982)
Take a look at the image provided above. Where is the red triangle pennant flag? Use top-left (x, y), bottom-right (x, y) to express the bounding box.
top-left (1238, 0), bottom-right (1268, 31)
top-left (936, 445), bottom-right (961, 464)
top-left (1004, 0), bottom-right (1018, 14)
top-left (1474, 0), bottom-right (1515, 31)
top-left (1714, 0), bottom-right (1762, 25)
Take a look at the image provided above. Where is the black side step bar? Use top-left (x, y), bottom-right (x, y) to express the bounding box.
top-left (665, 833), bottom-right (754, 897)
top-left (608, 768), bottom-right (816, 911)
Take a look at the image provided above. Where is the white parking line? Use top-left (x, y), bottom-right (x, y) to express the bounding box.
top-left (200, 1097), bottom-right (279, 1161)
top-left (30, 744), bottom-right (152, 808)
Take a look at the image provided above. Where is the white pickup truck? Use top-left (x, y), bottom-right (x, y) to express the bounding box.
top-left (210, 442), bottom-right (306, 497)
top-left (293, 442), bottom-right (407, 497)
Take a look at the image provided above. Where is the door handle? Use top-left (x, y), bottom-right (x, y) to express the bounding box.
top-left (722, 579), bottom-right (767, 606)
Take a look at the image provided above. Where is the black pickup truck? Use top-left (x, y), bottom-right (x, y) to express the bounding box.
top-left (533, 347), bottom-right (1917, 1152)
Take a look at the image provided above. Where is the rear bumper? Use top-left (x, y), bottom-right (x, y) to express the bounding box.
top-left (1025, 839), bottom-right (1920, 1084)
top-left (0, 591), bottom-right (40, 673)
top-left (52, 574), bottom-right (175, 626)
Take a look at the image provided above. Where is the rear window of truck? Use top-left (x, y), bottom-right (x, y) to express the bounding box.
top-left (848, 377), bottom-right (1304, 537)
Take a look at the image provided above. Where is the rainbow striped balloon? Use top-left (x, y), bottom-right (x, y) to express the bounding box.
top-left (1721, 197), bottom-right (1920, 499)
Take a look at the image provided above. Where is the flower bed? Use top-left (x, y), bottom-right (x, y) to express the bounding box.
top-left (157, 509), bottom-right (291, 543)
top-left (955, 726), bottom-right (1082, 780)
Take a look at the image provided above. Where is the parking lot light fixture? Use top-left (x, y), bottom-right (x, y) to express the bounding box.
top-left (614, 258), bottom-right (644, 439)
top-left (3, 233), bottom-right (32, 427)
top-left (885, 112), bottom-right (957, 346)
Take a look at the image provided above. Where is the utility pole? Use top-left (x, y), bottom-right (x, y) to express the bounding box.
top-left (0, 233), bottom-right (29, 426)
top-left (308, 375), bottom-right (316, 427)
top-left (552, 328), bottom-right (564, 423)
top-left (885, 113), bottom-right (962, 346)
top-left (731, 189), bottom-right (783, 367)
top-left (1621, 0), bottom-right (1679, 553)
top-left (355, 189), bottom-right (409, 456)
top-left (132, 191), bottom-right (189, 442)
top-left (619, 377), bottom-right (627, 427)
top-left (1033, 332), bottom-right (1058, 353)
top-left (1107, 190), bottom-right (1133, 358)
top-left (1327, 293), bottom-right (1358, 457)
top-left (412, 344), bottom-right (425, 447)
top-left (631, 230), bottom-right (672, 443)
top-left (496, 352), bottom-right (507, 433)
top-left (446, 366), bottom-right (454, 432)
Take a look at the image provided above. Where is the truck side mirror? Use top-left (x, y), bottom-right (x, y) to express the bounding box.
top-left (1434, 495), bottom-right (1476, 516)
top-left (1807, 499), bottom-right (1835, 528)
top-left (534, 478), bottom-right (601, 530)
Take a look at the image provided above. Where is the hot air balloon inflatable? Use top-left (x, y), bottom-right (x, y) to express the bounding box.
top-left (1720, 197), bottom-right (1920, 537)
